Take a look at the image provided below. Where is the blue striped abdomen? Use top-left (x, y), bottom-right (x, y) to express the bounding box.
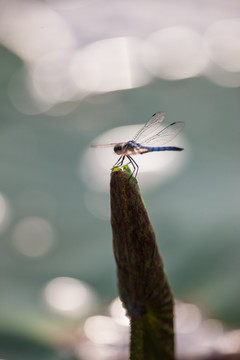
top-left (141, 146), bottom-right (183, 152)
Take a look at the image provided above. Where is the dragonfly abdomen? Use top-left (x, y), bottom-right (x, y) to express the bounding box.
top-left (141, 146), bottom-right (184, 152)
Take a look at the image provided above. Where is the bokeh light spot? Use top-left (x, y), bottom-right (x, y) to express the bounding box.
top-left (175, 301), bottom-right (202, 334)
top-left (84, 316), bottom-right (123, 344)
top-left (31, 51), bottom-right (80, 105)
top-left (0, 0), bottom-right (76, 62)
top-left (43, 277), bottom-right (97, 317)
top-left (71, 37), bottom-right (151, 93)
top-left (12, 217), bottom-right (55, 257)
top-left (143, 26), bottom-right (209, 80)
top-left (206, 19), bottom-right (240, 72)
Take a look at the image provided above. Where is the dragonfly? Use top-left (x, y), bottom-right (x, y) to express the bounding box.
top-left (91, 112), bottom-right (184, 177)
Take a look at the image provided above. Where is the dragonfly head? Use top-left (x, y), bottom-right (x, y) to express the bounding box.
top-left (114, 143), bottom-right (125, 155)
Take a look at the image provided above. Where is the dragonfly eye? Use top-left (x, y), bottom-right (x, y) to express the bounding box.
top-left (114, 144), bottom-right (124, 154)
top-left (114, 145), bottom-right (122, 151)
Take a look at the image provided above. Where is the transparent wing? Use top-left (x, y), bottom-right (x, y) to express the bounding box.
top-left (132, 112), bottom-right (166, 143)
top-left (139, 121), bottom-right (184, 147)
top-left (91, 143), bottom-right (118, 148)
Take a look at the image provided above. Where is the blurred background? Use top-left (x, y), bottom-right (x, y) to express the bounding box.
top-left (0, 0), bottom-right (240, 359)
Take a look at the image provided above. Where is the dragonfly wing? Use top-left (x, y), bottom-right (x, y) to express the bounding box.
top-left (132, 112), bottom-right (166, 143)
top-left (91, 143), bottom-right (118, 148)
top-left (140, 121), bottom-right (184, 147)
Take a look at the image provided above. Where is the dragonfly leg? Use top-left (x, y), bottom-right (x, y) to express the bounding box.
top-left (127, 156), bottom-right (139, 178)
top-left (113, 155), bottom-right (139, 179)
top-left (113, 156), bottom-right (125, 168)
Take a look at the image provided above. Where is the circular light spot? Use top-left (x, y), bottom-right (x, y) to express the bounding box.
top-left (31, 51), bottom-right (80, 105)
top-left (12, 217), bottom-right (55, 257)
top-left (84, 316), bottom-right (122, 344)
top-left (71, 37), bottom-right (151, 93)
top-left (143, 26), bottom-right (209, 80)
top-left (43, 277), bottom-right (97, 317)
top-left (206, 19), bottom-right (240, 72)
top-left (175, 301), bottom-right (202, 334)
top-left (0, 0), bottom-right (76, 62)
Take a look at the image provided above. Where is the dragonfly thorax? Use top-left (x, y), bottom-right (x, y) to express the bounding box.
top-left (114, 141), bottom-right (141, 156)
